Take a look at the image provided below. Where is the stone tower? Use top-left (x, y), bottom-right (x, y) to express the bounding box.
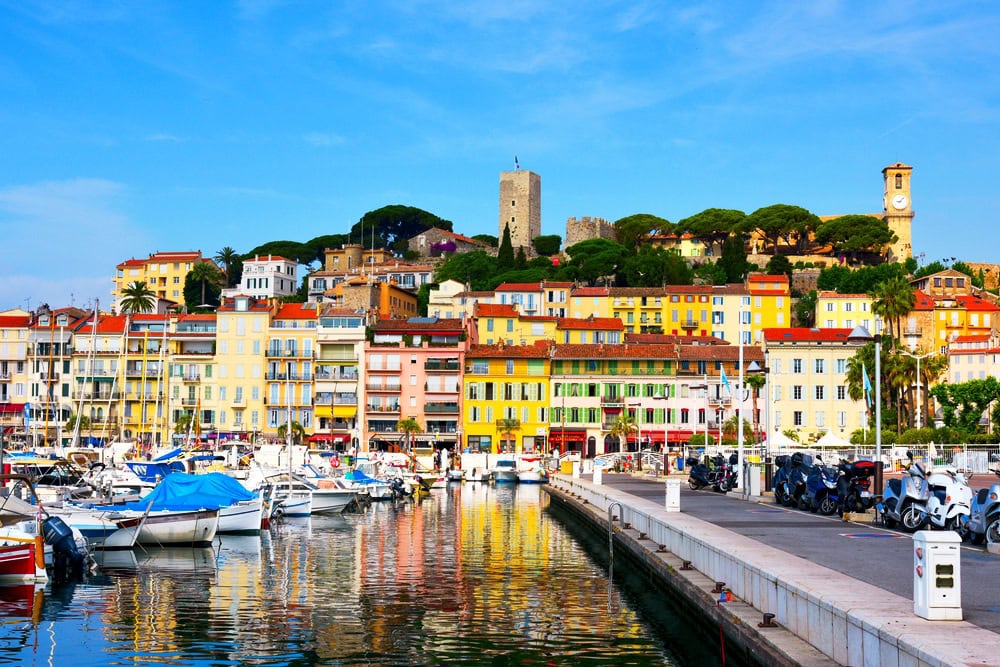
top-left (882, 162), bottom-right (913, 262)
top-left (499, 169), bottom-right (541, 253)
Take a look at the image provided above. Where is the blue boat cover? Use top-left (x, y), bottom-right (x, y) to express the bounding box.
top-left (152, 447), bottom-right (183, 462)
top-left (124, 460), bottom-right (186, 482)
top-left (343, 470), bottom-right (379, 485)
top-left (99, 472), bottom-right (257, 512)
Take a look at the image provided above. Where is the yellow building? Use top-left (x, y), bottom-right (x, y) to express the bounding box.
top-left (313, 306), bottom-right (366, 450)
top-left (265, 302), bottom-right (319, 437)
top-left (165, 314), bottom-right (219, 441)
top-left (462, 342), bottom-right (552, 453)
top-left (569, 287), bottom-right (612, 319)
top-left (214, 296), bottom-right (272, 440)
top-left (0, 310), bottom-right (31, 437)
top-left (112, 251), bottom-right (212, 312)
top-left (815, 292), bottom-right (875, 331)
top-left (649, 232), bottom-right (709, 257)
top-left (763, 327), bottom-right (868, 443)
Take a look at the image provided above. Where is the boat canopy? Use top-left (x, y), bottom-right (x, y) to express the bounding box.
top-left (97, 472), bottom-right (257, 512)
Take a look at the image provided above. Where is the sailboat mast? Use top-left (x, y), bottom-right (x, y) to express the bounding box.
top-left (72, 300), bottom-right (99, 448)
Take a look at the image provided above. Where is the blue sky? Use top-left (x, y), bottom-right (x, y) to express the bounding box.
top-left (1, 1), bottom-right (998, 310)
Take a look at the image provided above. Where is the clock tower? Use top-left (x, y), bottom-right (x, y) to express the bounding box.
top-left (882, 162), bottom-right (913, 262)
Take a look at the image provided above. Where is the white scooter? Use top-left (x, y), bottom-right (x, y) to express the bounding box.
top-left (878, 453), bottom-right (930, 532)
top-left (925, 467), bottom-right (973, 533)
top-left (961, 469), bottom-right (1000, 546)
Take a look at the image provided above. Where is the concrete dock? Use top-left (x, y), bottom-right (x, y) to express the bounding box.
top-left (545, 472), bottom-right (999, 667)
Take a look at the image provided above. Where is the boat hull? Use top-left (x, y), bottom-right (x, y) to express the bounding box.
top-left (309, 489), bottom-right (356, 514)
top-left (56, 511), bottom-right (142, 550)
top-left (491, 470), bottom-right (519, 485)
top-left (137, 509), bottom-right (219, 547)
top-left (219, 498), bottom-right (263, 534)
top-left (0, 543), bottom-right (44, 583)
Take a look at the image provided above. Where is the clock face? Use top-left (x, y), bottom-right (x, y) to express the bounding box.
top-left (892, 194), bottom-right (908, 210)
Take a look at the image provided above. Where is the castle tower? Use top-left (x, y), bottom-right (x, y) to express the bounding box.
top-left (499, 169), bottom-right (541, 252)
top-left (882, 162), bottom-right (913, 262)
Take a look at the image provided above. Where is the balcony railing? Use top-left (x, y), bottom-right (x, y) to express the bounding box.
top-left (424, 384), bottom-right (459, 392)
top-left (680, 319), bottom-right (699, 329)
top-left (366, 404), bottom-right (400, 413)
top-left (126, 368), bottom-right (163, 378)
top-left (600, 396), bottom-right (623, 405)
top-left (72, 391), bottom-right (122, 401)
top-left (425, 403), bottom-right (459, 413)
top-left (494, 419), bottom-right (521, 429)
top-left (265, 372), bottom-right (313, 381)
top-left (334, 395), bottom-right (358, 405)
top-left (180, 373), bottom-right (200, 382)
top-left (424, 360), bottom-right (460, 371)
top-left (232, 398), bottom-right (246, 407)
top-left (366, 383), bottom-right (400, 392)
top-left (181, 398), bottom-right (199, 407)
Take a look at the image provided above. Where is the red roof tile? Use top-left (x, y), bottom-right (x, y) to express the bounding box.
top-left (495, 282), bottom-right (542, 292)
top-left (763, 328), bottom-right (856, 343)
top-left (274, 303), bottom-right (318, 320)
top-left (0, 315), bottom-right (30, 327)
top-left (571, 287), bottom-right (609, 297)
top-left (474, 303), bottom-right (518, 317)
top-left (556, 317), bottom-right (624, 330)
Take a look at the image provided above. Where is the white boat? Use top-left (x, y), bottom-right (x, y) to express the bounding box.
top-left (218, 497), bottom-right (264, 533)
top-left (446, 469), bottom-right (464, 482)
top-left (271, 489), bottom-right (312, 518)
top-left (135, 508), bottom-right (219, 547)
top-left (268, 474), bottom-right (356, 515)
top-left (464, 467), bottom-right (490, 483)
top-left (48, 506), bottom-right (143, 550)
top-left (490, 459), bottom-right (519, 484)
top-left (339, 468), bottom-right (394, 500)
top-left (517, 457), bottom-right (549, 484)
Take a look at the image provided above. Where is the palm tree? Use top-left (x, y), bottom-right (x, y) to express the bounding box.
top-left (119, 281), bottom-right (156, 314)
top-left (497, 417), bottom-right (521, 454)
top-left (186, 261), bottom-right (225, 311)
top-left (609, 413), bottom-right (639, 456)
top-left (277, 421), bottom-right (306, 445)
top-left (174, 412), bottom-right (193, 435)
top-left (397, 417), bottom-right (422, 454)
top-left (214, 246), bottom-right (240, 287)
top-left (869, 275), bottom-right (915, 351)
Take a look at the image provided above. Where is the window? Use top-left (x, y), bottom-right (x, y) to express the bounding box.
top-left (792, 385), bottom-right (803, 400)
top-left (835, 359), bottom-right (846, 374)
top-left (815, 411), bottom-right (825, 427)
top-left (837, 386), bottom-right (847, 400)
top-left (793, 411), bottom-right (804, 426)
top-left (792, 359), bottom-right (803, 374)
top-left (814, 359), bottom-right (825, 374)
top-left (815, 386), bottom-right (825, 400)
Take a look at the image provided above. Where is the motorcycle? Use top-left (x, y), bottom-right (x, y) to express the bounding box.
top-left (836, 459), bottom-right (877, 513)
top-left (770, 455), bottom-right (792, 505)
top-left (877, 453), bottom-right (930, 532)
top-left (925, 467), bottom-right (973, 533)
top-left (783, 452), bottom-right (814, 509)
top-left (801, 456), bottom-right (840, 515)
top-left (687, 455), bottom-right (734, 492)
top-left (960, 469), bottom-right (1000, 546)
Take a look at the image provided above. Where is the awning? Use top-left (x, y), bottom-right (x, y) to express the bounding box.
top-left (548, 429), bottom-right (587, 443)
top-left (308, 433), bottom-right (333, 443)
top-left (0, 403), bottom-right (26, 414)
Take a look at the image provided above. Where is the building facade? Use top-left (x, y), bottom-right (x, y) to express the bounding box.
top-left (498, 169), bottom-right (541, 253)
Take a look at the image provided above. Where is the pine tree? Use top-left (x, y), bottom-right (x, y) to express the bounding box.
top-left (498, 224), bottom-right (515, 266)
top-left (515, 247), bottom-right (527, 268)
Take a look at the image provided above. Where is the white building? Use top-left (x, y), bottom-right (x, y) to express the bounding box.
top-left (224, 255), bottom-right (299, 300)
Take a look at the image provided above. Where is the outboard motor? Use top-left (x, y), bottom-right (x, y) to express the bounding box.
top-left (42, 516), bottom-right (85, 580)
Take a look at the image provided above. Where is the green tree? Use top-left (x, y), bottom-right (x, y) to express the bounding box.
top-left (718, 235), bottom-right (750, 283)
top-left (184, 262), bottom-right (224, 311)
top-left (795, 289), bottom-right (817, 327)
top-left (745, 374), bottom-right (767, 443)
top-left (350, 205), bottom-right (453, 255)
top-left (563, 239), bottom-right (629, 285)
top-left (303, 234), bottom-right (349, 266)
top-left (613, 213), bottom-right (672, 251)
top-left (173, 412), bottom-right (193, 435)
top-left (497, 224), bottom-right (515, 267)
top-left (214, 246), bottom-right (241, 287)
top-left (416, 283), bottom-right (433, 317)
top-left (609, 413), bottom-right (639, 456)
top-left (930, 377), bottom-right (1000, 434)
top-left (869, 274), bottom-right (915, 350)
top-left (689, 433), bottom-right (716, 449)
top-left (621, 246), bottom-right (694, 287)
top-left (515, 247), bottom-right (527, 268)
top-left (434, 250), bottom-right (498, 291)
top-left (913, 260), bottom-right (947, 280)
top-left (742, 204), bottom-right (821, 254)
top-left (119, 281), bottom-right (156, 314)
top-left (675, 208), bottom-right (745, 257)
top-left (951, 261), bottom-right (984, 288)
top-left (397, 417), bottom-right (422, 454)
top-left (813, 215), bottom-right (896, 261)
top-left (765, 254), bottom-right (793, 281)
top-left (280, 274), bottom-right (309, 303)
top-left (497, 417), bottom-right (521, 453)
top-left (277, 420), bottom-right (306, 445)
top-left (472, 234), bottom-right (498, 247)
top-left (246, 240), bottom-right (314, 265)
top-left (532, 235), bottom-right (562, 256)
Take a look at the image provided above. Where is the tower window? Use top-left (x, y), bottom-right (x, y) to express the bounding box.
top-left (895, 173), bottom-right (902, 189)
top-left (511, 216), bottom-right (515, 223)
top-left (511, 200), bottom-right (516, 206)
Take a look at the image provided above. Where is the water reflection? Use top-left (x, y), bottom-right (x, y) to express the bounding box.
top-left (0, 484), bottom-right (703, 666)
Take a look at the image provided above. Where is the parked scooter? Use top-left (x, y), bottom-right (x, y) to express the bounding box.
top-left (960, 469), bottom-right (1000, 546)
top-left (877, 452), bottom-right (930, 532)
top-left (836, 459), bottom-right (877, 513)
top-left (770, 455), bottom-right (792, 505)
top-left (782, 452), bottom-right (814, 509)
top-left (925, 467), bottom-right (973, 533)
top-left (687, 455), bottom-right (734, 492)
top-left (686, 456), bottom-right (716, 490)
top-left (801, 456), bottom-right (840, 515)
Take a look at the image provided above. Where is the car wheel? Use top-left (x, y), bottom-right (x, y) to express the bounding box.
top-left (900, 504), bottom-right (926, 532)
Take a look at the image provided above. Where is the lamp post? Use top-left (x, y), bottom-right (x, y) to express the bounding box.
top-left (737, 301), bottom-right (745, 494)
top-left (848, 323), bottom-right (882, 491)
top-left (901, 350), bottom-right (932, 429)
top-left (690, 377), bottom-right (710, 460)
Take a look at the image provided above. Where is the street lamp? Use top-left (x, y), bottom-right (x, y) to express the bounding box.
top-left (901, 350), bottom-right (932, 429)
top-left (690, 377), bottom-right (710, 462)
top-left (848, 323), bottom-right (882, 488)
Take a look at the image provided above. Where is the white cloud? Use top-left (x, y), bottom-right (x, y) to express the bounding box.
top-left (0, 178), bottom-right (145, 307)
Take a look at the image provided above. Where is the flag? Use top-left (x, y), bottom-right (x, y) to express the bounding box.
top-left (23, 402), bottom-right (31, 427)
top-left (862, 362), bottom-right (873, 408)
top-left (720, 368), bottom-right (732, 395)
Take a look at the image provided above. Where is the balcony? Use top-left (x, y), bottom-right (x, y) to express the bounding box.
top-left (181, 398), bottom-right (199, 407)
top-left (366, 404), bottom-right (400, 413)
top-left (366, 383), bottom-right (401, 392)
top-left (424, 360), bottom-right (460, 371)
top-left (232, 397), bottom-right (246, 408)
top-left (600, 396), bottom-right (624, 405)
top-left (425, 402), bottom-right (459, 413)
top-left (425, 384), bottom-right (459, 393)
top-left (181, 373), bottom-right (201, 382)
top-left (902, 328), bottom-right (923, 337)
top-left (266, 349), bottom-right (313, 358)
top-left (333, 395), bottom-right (358, 405)
top-left (126, 368), bottom-right (162, 378)
top-left (0, 372), bottom-right (10, 380)
top-left (680, 319), bottom-right (699, 329)
top-left (38, 372), bottom-right (60, 382)
top-left (494, 419), bottom-right (521, 429)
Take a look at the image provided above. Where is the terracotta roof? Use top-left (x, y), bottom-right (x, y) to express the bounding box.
top-left (474, 303), bottom-right (518, 318)
top-left (949, 348), bottom-right (1000, 355)
top-left (912, 290), bottom-right (935, 310)
top-left (625, 333), bottom-right (728, 346)
top-left (0, 315), bottom-right (30, 327)
top-left (438, 229), bottom-right (490, 247)
top-left (372, 317), bottom-right (465, 333)
top-left (495, 282), bottom-right (542, 292)
top-left (552, 344), bottom-right (678, 360)
top-left (319, 306), bottom-right (364, 317)
top-left (677, 345), bottom-right (765, 362)
top-left (556, 317), bottom-right (624, 330)
top-left (952, 335), bottom-right (990, 343)
top-left (747, 273), bottom-right (789, 283)
top-left (178, 313), bottom-right (216, 322)
top-left (763, 328), bottom-right (857, 343)
top-left (467, 343), bottom-right (552, 358)
top-left (817, 291), bottom-right (870, 299)
top-left (955, 295), bottom-right (1000, 311)
top-left (274, 303), bottom-right (318, 320)
top-left (571, 287), bottom-right (609, 297)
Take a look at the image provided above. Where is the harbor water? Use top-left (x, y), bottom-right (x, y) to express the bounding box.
top-left (0, 484), bottom-right (728, 666)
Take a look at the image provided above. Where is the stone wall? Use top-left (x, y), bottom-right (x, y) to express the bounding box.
top-left (564, 216), bottom-right (614, 249)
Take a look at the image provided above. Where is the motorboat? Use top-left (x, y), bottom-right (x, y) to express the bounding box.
top-left (490, 459), bottom-right (519, 485)
top-left (446, 468), bottom-right (465, 483)
top-left (0, 525), bottom-right (47, 584)
top-left (517, 456), bottom-right (549, 484)
top-left (340, 469), bottom-right (394, 500)
top-left (3, 456), bottom-right (92, 503)
top-left (268, 473), bottom-right (355, 515)
top-left (46, 506), bottom-right (143, 550)
top-left (464, 467), bottom-right (490, 483)
top-left (134, 508), bottom-right (219, 547)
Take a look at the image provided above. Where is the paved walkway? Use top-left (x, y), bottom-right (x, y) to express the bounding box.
top-left (599, 472), bottom-right (1000, 634)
